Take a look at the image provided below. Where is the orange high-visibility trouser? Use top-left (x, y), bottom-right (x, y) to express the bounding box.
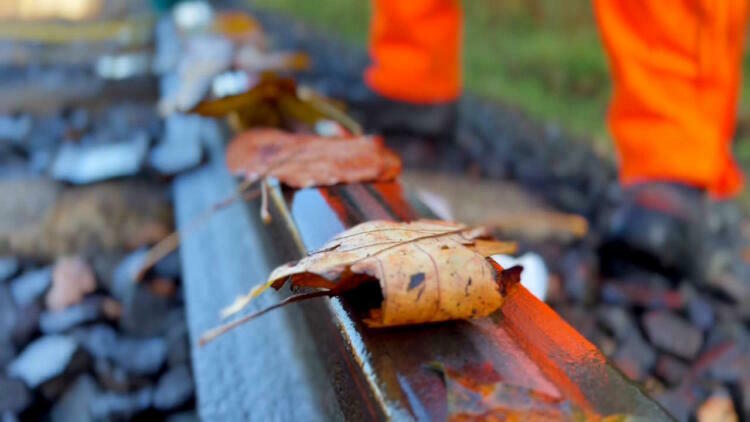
top-left (367, 0), bottom-right (747, 198)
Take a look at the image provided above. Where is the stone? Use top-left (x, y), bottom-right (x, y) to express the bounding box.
top-left (46, 256), bottom-right (96, 311)
top-left (696, 388), bottom-right (738, 422)
top-left (153, 365), bottom-right (194, 411)
top-left (560, 249), bottom-right (597, 303)
top-left (9, 267), bottom-right (51, 307)
top-left (0, 115), bottom-right (31, 142)
top-left (600, 281), bottom-right (683, 310)
top-left (643, 311), bottom-right (703, 359)
top-left (50, 133), bottom-right (149, 184)
top-left (167, 411), bottom-right (200, 422)
top-left (0, 286), bottom-right (17, 344)
top-left (0, 257), bottom-right (19, 282)
top-left (0, 376), bottom-right (30, 414)
top-left (10, 303), bottom-right (41, 346)
top-left (120, 282), bottom-right (172, 337)
top-left (686, 295), bottom-right (715, 332)
top-left (73, 324), bottom-right (167, 376)
top-left (654, 355), bottom-right (688, 386)
top-left (613, 331), bottom-right (657, 381)
top-left (110, 248), bottom-right (149, 301)
top-left (165, 310), bottom-right (190, 368)
top-left (8, 335), bottom-right (77, 388)
top-left (38, 297), bottom-right (104, 334)
top-left (93, 359), bottom-right (146, 393)
top-left (50, 375), bottom-right (98, 422)
top-left (148, 114), bottom-right (204, 175)
top-left (0, 342), bottom-right (15, 368)
top-left (90, 387), bottom-right (153, 420)
top-left (596, 305), bottom-right (636, 341)
top-left (153, 250), bottom-right (182, 280)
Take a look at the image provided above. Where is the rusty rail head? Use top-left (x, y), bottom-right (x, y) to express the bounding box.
top-left (265, 181), bottom-right (671, 420)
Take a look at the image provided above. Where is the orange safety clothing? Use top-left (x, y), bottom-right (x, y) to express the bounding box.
top-left (365, 0), bottom-right (462, 103)
top-left (595, 0), bottom-right (748, 198)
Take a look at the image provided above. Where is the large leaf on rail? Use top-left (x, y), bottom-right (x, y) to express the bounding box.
top-left (220, 220), bottom-right (519, 329)
top-left (225, 128), bottom-right (402, 188)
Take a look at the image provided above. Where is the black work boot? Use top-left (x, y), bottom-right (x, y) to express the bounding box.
top-left (346, 86), bottom-right (460, 169)
top-left (600, 182), bottom-right (709, 280)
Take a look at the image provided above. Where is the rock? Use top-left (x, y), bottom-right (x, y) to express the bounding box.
top-left (9, 267), bottom-right (51, 307)
top-left (50, 375), bottom-right (98, 422)
top-left (0, 179), bottom-right (61, 258)
top-left (73, 325), bottom-right (167, 376)
top-left (0, 376), bottom-right (30, 414)
top-left (165, 310), bottom-right (190, 368)
top-left (90, 387), bottom-right (153, 420)
top-left (93, 359), bottom-right (146, 393)
top-left (148, 278), bottom-right (177, 298)
top-left (739, 376), bottom-right (750, 417)
top-left (0, 257), bottom-right (19, 282)
top-left (655, 389), bottom-right (696, 422)
top-left (613, 330), bottom-right (657, 381)
top-left (148, 114), bottom-right (204, 175)
top-left (0, 286), bottom-right (17, 344)
top-left (600, 281), bottom-right (683, 310)
top-left (111, 248), bottom-right (149, 301)
top-left (1, 412), bottom-right (17, 422)
top-left (0, 115), bottom-right (31, 142)
top-left (560, 249), bottom-right (597, 303)
top-left (596, 305), bottom-right (636, 341)
top-left (654, 355), bottom-right (688, 386)
top-left (46, 256), bottom-right (96, 311)
top-left (0, 342), bottom-right (15, 368)
top-left (705, 342), bottom-right (749, 383)
top-left (1, 181), bottom-right (171, 259)
top-left (696, 388), bottom-right (738, 422)
top-left (153, 365), bottom-right (194, 411)
top-left (686, 295), bottom-right (715, 332)
top-left (10, 303), bottom-right (40, 346)
top-left (153, 250), bottom-right (182, 280)
top-left (167, 411), bottom-right (200, 422)
top-left (50, 133), bottom-right (149, 184)
top-left (38, 297), bottom-right (104, 334)
top-left (643, 311), bottom-right (703, 359)
top-left (8, 335), bottom-right (77, 388)
top-left (120, 282), bottom-right (172, 337)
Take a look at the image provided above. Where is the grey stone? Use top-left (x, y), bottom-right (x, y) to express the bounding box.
top-left (167, 411), bottom-right (200, 422)
top-left (120, 284), bottom-right (171, 337)
top-left (153, 250), bottom-right (182, 280)
top-left (153, 365), bottom-right (194, 410)
top-left (613, 330), bottom-right (657, 381)
top-left (50, 133), bottom-right (149, 184)
top-left (0, 342), bottom-right (15, 368)
top-left (110, 249), bottom-right (149, 301)
top-left (643, 311), bottom-right (703, 359)
top-left (597, 306), bottom-right (636, 341)
top-left (10, 303), bottom-right (41, 346)
top-left (50, 375), bottom-right (98, 422)
top-left (73, 324), bottom-right (167, 376)
top-left (0, 375), bottom-right (30, 413)
top-left (0, 115), bottom-right (31, 143)
top-left (39, 297), bottom-right (104, 334)
top-left (9, 267), bottom-right (51, 307)
top-left (90, 387), bottom-right (153, 420)
top-left (8, 335), bottom-right (77, 388)
top-left (0, 257), bottom-right (19, 282)
top-left (0, 286), bottom-right (17, 344)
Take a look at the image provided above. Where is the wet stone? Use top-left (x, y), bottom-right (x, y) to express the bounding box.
top-left (9, 267), bottom-right (52, 308)
top-left (0, 376), bottom-right (30, 414)
top-left (8, 335), bottom-right (77, 388)
top-left (643, 311), bottom-right (703, 359)
top-left (38, 297), bottom-right (104, 334)
top-left (153, 365), bottom-right (194, 411)
top-left (50, 133), bottom-right (149, 184)
top-left (50, 375), bottom-right (98, 422)
top-left (0, 257), bottom-right (19, 282)
top-left (90, 387), bottom-right (153, 420)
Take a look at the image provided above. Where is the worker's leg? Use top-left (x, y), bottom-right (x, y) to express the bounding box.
top-left (595, 0), bottom-right (748, 198)
top-left (366, 0), bottom-right (462, 104)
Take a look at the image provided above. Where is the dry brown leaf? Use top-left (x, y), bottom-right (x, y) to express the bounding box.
top-left (202, 220), bottom-right (519, 344)
top-left (225, 128), bottom-right (401, 188)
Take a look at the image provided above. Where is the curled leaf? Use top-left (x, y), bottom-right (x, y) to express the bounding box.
top-left (204, 220), bottom-right (519, 345)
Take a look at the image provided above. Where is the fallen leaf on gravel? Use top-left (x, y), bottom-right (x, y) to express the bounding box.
top-left (226, 128), bottom-right (401, 188)
top-left (429, 362), bottom-right (605, 421)
top-left (46, 256), bottom-right (96, 311)
top-left (201, 220), bottom-right (519, 344)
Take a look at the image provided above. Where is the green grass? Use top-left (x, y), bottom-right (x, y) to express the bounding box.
top-left (250, 0), bottom-right (750, 206)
